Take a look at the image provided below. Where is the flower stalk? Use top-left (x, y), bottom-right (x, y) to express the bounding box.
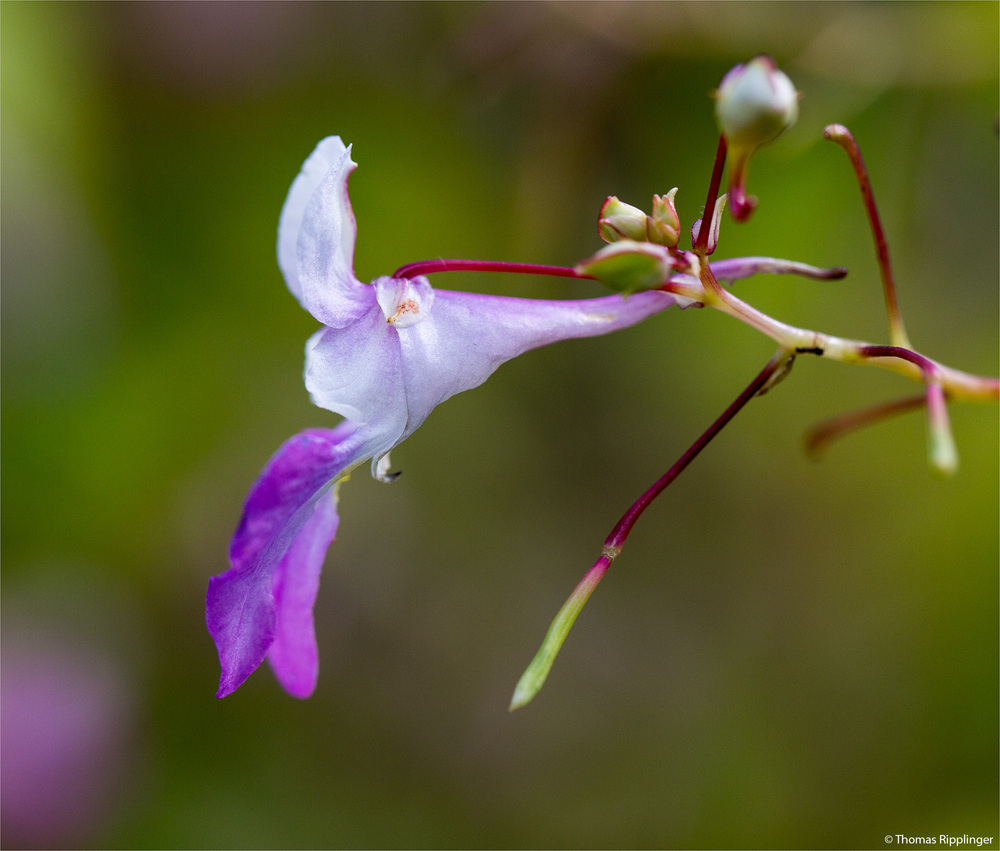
top-left (510, 350), bottom-right (790, 710)
top-left (823, 124), bottom-right (911, 350)
top-left (392, 259), bottom-right (591, 281)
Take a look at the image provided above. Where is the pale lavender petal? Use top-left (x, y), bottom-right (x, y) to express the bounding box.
top-left (278, 137), bottom-right (370, 328)
top-left (207, 423), bottom-right (368, 698)
top-left (278, 137), bottom-right (354, 303)
top-left (267, 487), bottom-right (339, 698)
top-left (395, 288), bottom-right (677, 440)
top-left (303, 302), bottom-right (406, 442)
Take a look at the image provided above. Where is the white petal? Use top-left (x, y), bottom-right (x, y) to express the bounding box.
top-left (278, 137), bottom-right (370, 328)
top-left (304, 308), bottom-right (407, 438)
top-left (278, 137), bottom-right (351, 301)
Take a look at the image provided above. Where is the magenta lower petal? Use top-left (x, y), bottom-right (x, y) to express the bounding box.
top-left (267, 488), bottom-right (340, 698)
top-left (207, 423), bottom-right (366, 698)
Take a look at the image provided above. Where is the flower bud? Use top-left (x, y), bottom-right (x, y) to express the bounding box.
top-left (598, 196), bottom-right (648, 243)
top-left (576, 240), bottom-right (675, 295)
top-left (714, 55), bottom-right (798, 152)
top-left (713, 56), bottom-right (798, 223)
top-left (647, 189), bottom-right (681, 247)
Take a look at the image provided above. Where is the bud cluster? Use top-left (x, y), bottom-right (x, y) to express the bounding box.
top-left (598, 190), bottom-right (680, 248)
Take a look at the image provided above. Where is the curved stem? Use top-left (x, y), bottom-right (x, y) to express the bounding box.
top-left (697, 265), bottom-right (998, 402)
top-left (824, 124), bottom-right (911, 349)
top-left (857, 344), bottom-right (937, 378)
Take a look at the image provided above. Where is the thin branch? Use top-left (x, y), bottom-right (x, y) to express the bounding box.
top-left (510, 349), bottom-right (790, 710)
top-left (693, 135), bottom-right (729, 256)
top-left (805, 394), bottom-right (927, 458)
top-left (823, 124), bottom-right (911, 349)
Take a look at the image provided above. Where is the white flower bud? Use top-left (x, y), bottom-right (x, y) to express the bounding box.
top-left (715, 55), bottom-right (798, 152)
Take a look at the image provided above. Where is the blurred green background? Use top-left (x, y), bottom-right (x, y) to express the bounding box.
top-left (2, 2), bottom-right (997, 848)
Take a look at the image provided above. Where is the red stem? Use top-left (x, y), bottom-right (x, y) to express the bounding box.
top-left (823, 125), bottom-right (909, 346)
top-left (858, 344), bottom-right (936, 378)
top-left (694, 135), bottom-right (728, 254)
top-left (603, 351), bottom-right (787, 554)
top-left (393, 258), bottom-right (593, 281)
top-left (804, 393), bottom-right (927, 457)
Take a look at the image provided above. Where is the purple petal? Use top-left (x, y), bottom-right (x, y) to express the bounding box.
top-left (277, 137), bottom-right (370, 329)
top-left (394, 287), bottom-right (677, 440)
top-left (207, 423), bottom-right (367, 698)
top-left (267, 487), bottom-right (339, 698)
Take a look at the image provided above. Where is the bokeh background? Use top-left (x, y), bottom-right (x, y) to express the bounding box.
top-left (3, 2), bottom-right (997, 848)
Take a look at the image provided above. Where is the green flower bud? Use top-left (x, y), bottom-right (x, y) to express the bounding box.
top-left (647, 189), bottom-right (681, 247)
top-left (598, 196), bottom-right (649, 243)
top-left (575, 240), bottom-right (674, 295)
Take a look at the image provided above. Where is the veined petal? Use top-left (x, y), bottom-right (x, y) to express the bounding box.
top-left (207, 423), bottom-right (369, 698)
top-left (278, 137), bottom-right (370, 328)
top-left (394, 288), bottom-right (677, 440)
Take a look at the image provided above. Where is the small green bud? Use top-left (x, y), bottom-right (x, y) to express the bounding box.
top-left (714, 55), bottom-right (798, 152)
top-left (648, 189), bottom-right (680, 247)
top-left (598, 196), bottom-right (649, 243)
top-left (575, 240), bottom-right (674, 295)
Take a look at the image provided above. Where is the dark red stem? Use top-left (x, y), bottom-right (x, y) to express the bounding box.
top-left (604, 351), bottom-right (787, 553)
top-left (393, 258), bottom-right (593, 281)
top-left (804, 393), bottom-right (928, 458)
top-left (858, 345), bottom-right (936, 378)
top-left (823, 125), bottom-right (909, 345)
top-left (694, 135), bottom-right (728, 254)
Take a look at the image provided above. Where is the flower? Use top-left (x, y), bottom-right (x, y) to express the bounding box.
top-left (206, 137), bottom-right (685, 698)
